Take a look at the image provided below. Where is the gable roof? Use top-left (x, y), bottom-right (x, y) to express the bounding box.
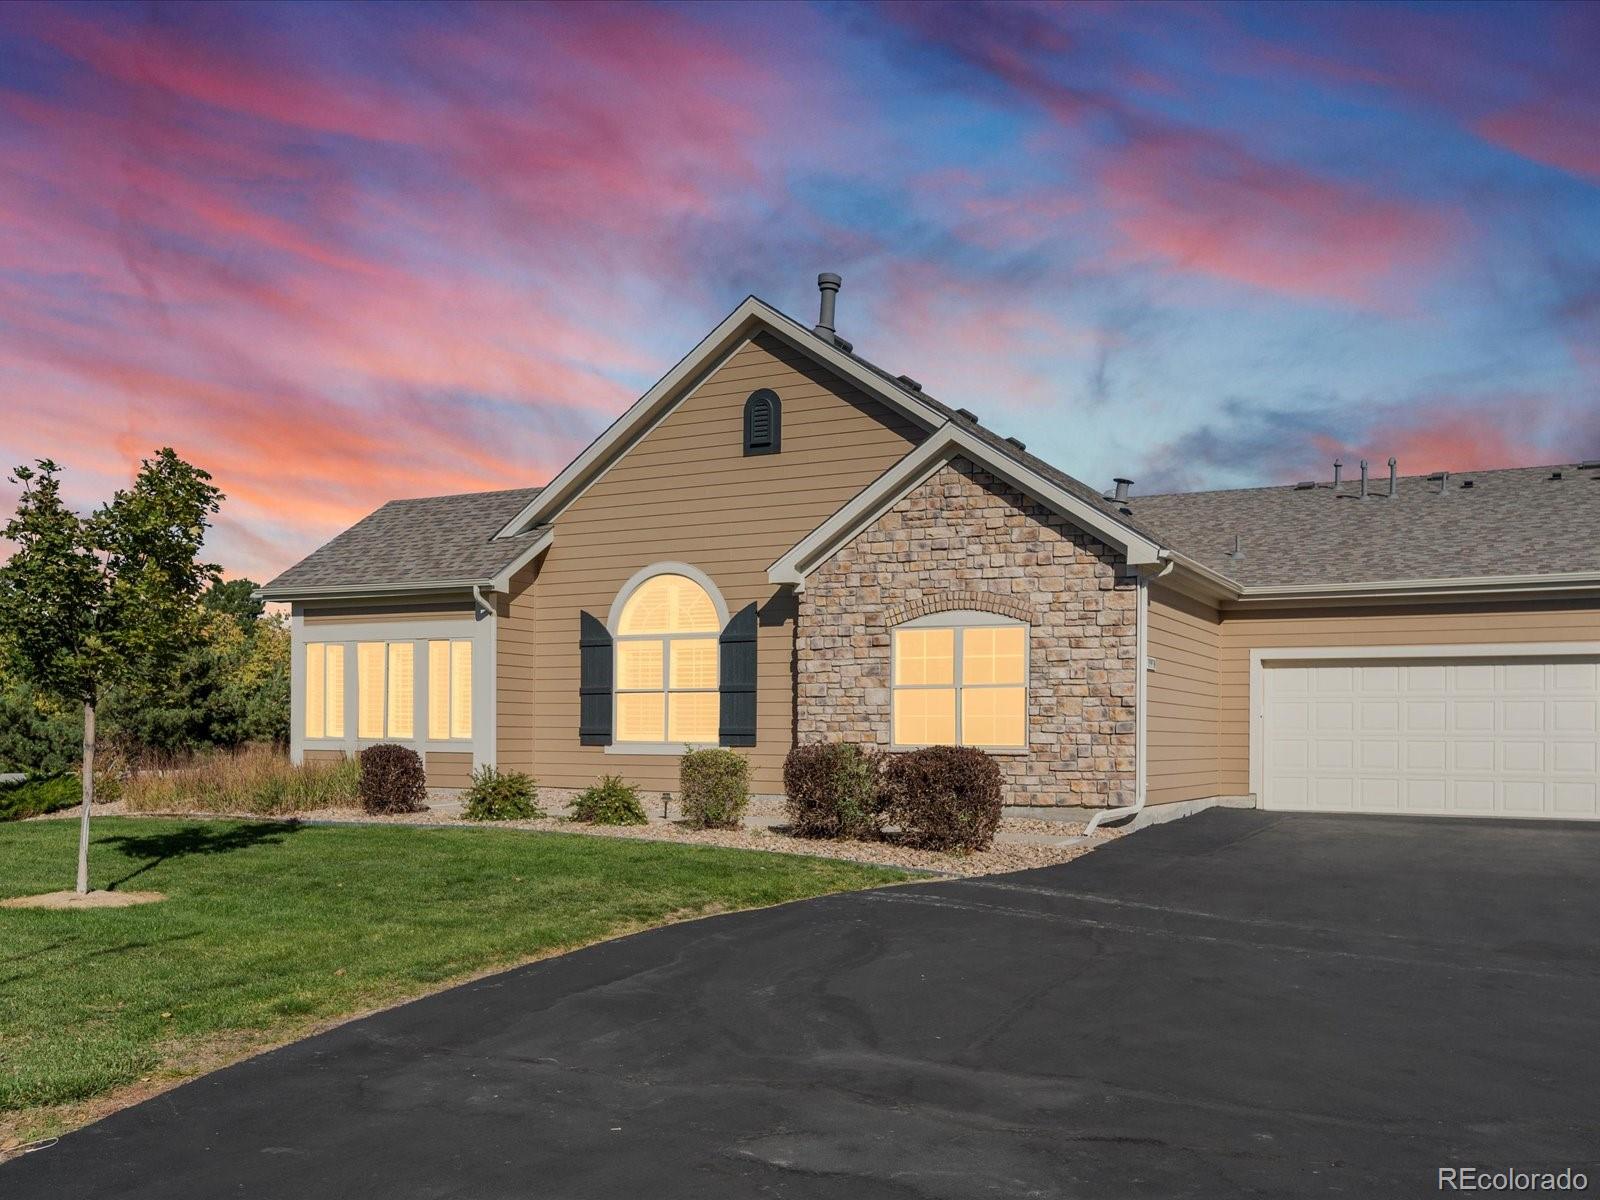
top-left (769, 422), bottom-right (1164, 588)
top-left (260, 487), bottom-right (549, 599)
top-left (1127, 464), bottom-right (1600, 595)
top-left (490, 293), bottom-right (1162, 568)
top-left (261, 290), bottom-right (1600, 606)
top-left (493, 295), bottom-right (953, 538)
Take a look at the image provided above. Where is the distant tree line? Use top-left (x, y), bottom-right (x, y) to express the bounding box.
top-left (0, 576), bottom-right (289, 773)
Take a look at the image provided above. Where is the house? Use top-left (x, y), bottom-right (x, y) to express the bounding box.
top-left (260, 276), bottom-right (1600, 822)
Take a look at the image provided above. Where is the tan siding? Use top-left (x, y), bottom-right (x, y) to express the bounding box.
top-left (496, 560), bottom-right (539, 774)
top-left (302, 749), bottom-right (346, 764)
top-left (303, 602), bottom-right (473, 626)
top-left (1217, 598), bottom-right (1600, 794)
top-left (1147, 585), bottom-right (1222, 804)
top-left (524, 330), bottom-right (923, 792)
top-left (425, 751), bottom-right (474, 789)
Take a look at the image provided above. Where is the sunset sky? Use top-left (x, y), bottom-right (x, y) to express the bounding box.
top-left (2, 0), bottom-right (1597, 582)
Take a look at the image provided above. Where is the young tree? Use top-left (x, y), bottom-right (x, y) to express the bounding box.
top-left (0, 450), bottom-right (223, 893)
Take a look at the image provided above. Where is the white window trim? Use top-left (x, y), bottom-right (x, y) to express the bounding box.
top-left (289, 609), bottom-right (495, 773)
top-left (606, 565), bottom-right (728, 750)
top-left (354, 640), bottom-right (417, 741)
top-left (426, 638), bottom-right (475, 744)
top-left (890, 610), bottom-right (1030, 753)
top-left (303, 641), bottom-right (346, 741)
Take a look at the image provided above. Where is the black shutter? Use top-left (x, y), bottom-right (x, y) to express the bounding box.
top-left (718, 603), bottom-right (758, 747)
top-left (579, 611), bottom-right (613, 746)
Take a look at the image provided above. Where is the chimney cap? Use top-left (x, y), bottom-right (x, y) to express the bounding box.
top-left (817, 271), bottom-right (842, 288)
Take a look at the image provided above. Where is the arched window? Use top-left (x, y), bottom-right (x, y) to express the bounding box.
top-left (743, 389), bottom-right (780, 456)
top-left (614, 572), bottom-right (722, 744)
top-left (891, 611), bottom-right (1028, 750)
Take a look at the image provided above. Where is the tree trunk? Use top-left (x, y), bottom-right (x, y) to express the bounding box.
top-left (77, 701), bottom-right (95, 895)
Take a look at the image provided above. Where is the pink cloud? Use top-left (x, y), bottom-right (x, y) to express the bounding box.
top-left (1098, 129), bottom-right (1458, 310)
top-left (1312, 403), bottom-right (1551, 477)
top-left (1476, 100), bottom-right (1600, 183)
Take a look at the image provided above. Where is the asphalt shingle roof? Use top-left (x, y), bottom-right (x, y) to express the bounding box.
top-left (261, 487), bottom-right (544, 594)
top-left (806, 316), bottom-right (1599, 590)
top-left (263, 300), bottom-right (1597, 598)
top-left (1127, 464), bottom-right (1600, 588)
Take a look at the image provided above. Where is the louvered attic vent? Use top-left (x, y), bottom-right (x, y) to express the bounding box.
top-left (743, 389), bottom-right (781, 456)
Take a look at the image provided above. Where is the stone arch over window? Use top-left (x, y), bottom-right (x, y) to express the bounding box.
top-left (880, 590), bottom-right (1033, 630)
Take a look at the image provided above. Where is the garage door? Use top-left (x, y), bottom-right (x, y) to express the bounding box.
top-left (1261, 656), bottom-right (1600, 819)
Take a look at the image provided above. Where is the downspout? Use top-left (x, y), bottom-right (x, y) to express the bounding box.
top-left (471, 585), bottom-right (493, 621)
top-left (1086, 556), bottom-right (1171, 833)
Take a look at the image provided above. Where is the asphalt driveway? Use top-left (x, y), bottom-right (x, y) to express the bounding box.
top-left (8, 809), bottom-right (1600, 1198)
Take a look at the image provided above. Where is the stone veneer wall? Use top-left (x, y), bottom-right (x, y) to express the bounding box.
top-left (796, 457), bottom-right (1138, 807)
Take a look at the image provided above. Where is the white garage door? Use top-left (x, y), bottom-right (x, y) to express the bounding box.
top-left (1261, 656), bottom-right (1600, 819)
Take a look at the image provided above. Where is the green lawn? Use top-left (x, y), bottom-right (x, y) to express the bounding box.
top-left (0, 816), bottom-right (907, 1147)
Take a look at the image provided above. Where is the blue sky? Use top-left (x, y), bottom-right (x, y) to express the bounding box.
top-left (1, 0), bottom-right (1596, 577)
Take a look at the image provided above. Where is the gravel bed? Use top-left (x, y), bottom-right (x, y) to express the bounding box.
top-left (48, 799), bottom-right (1119, 878)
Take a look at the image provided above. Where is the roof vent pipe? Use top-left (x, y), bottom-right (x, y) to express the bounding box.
top-left (1387, 457), bottom-right (1397, 497)
top-left (1359, 458), bottom-right (1369, 498)
top-left (1333, 458), bottom-right (1343, 489)
top-left (814, 272), bottom-right (841, 338)
top-left (1113, 477), bottom-right (1133, 502)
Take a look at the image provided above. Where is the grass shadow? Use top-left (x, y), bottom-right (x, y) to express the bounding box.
top-left (97, 822), bottom-right (303, 890)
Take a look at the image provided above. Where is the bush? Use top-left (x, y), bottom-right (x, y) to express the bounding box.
top-left (570, 774), bottom-right (647, 825)
top-left (358, 743), bottom-right (428, 815)
top-left (462, 766), bottom-right (543, 821)
top-left (0, 773), bottom-right (81, 822)
top-left (783, 743), bottom-right (882, 840)
top-left (878, 746), bottom-right (1002, 852)
top-left (679, 748), bottom-right (749, 830)
top-left (121, 745), bottom-right (359, 815)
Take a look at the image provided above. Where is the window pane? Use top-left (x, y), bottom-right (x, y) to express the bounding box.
top-left (618, 573), bottom-right (719, 635)
top-left (893, 628), bottom-right (954, 686)
top-left (450, 641), bottom-right (472, 740)
top-left (325, 645), bottom-right (345, 739)
top-left (428, 641), bottom-right (450, 740)
top-left (617, 640), bottom-right (664, 690)
top-left (961, 686), bottom-right (1026, 748)
top-left (668, 691), bottom-right (719, 743)
top-left (669, 638), bottom-right (718, 689)
top-left (305, 643), bottom-right (325, 738)
top-left (963, 625), bottom-right (1026, 686)
top-left (357, 643), bottom-right (385, 739)
top-left (893, 687), bottom-right (956, 746)
top-left (387, 643), bottom-right (414, 739)
top-left (617, 692), bottom-right (664, 742)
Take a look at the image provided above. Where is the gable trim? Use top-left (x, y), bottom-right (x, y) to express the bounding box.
top-left (767, 424), bottom-right (1164, 589)
top-left (493, 296), bottom-right (947, 539)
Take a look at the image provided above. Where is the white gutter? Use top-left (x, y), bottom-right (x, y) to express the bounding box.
top-left (254, 578), bottom-right (493, 603)
top-left (1229, 569), bottom-right (1600, 605)
top-left (1086, 556), bottom-right (1172, 833)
